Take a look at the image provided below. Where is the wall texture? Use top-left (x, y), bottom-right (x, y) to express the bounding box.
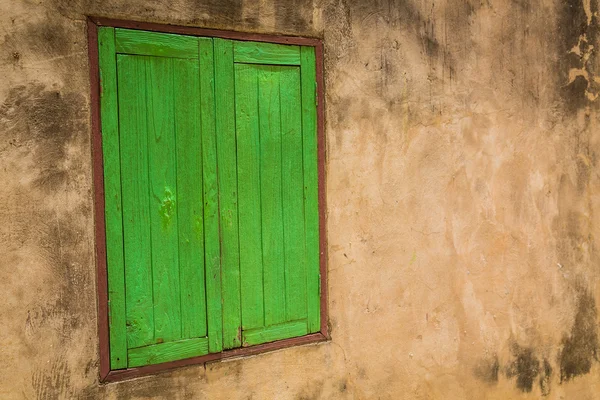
top-left (1, 0), bottom-right (599, 398)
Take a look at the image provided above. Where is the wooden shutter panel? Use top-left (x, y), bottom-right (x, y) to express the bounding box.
top-left (216, 40), bottom-right (320, 348)
top-left (99, 28), bottom-right (222, 369)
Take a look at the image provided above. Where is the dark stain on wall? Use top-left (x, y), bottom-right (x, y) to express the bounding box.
top-left (559, 286), bottom-right (599, 382)
top-left (0, 81), bottom-right (92, 399)
top-left (274, 0), bottom-right (311, 33)
top-left (296, 379), bottom-right (324, 400)
top-left (473, 354), bottom-right (500, 384)
top-left (505, 342), bottom-right (540, 393)
top-left (475, 348), bottom-right (554, 394)
top-left (1, 19), bottom-right (75, 63)
top-left (0, 83), bottom-right (87, 192)
top-left (183, 0), bottom-right (244, 26)
top-left (556, 0), bottom-right (600, 112)
top-left (324, 0), bottom-right (457, 76)
top-left (28, 20), bottom-right (73, 55)
top-left (323, 0), bottom-right (353, 62)
top-left (539, 358), bottom-right (552, 396)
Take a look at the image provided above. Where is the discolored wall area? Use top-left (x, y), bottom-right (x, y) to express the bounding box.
top-left (1, 0), bottom-right (599, 398)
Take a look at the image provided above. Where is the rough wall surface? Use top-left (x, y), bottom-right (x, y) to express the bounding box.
top-left (1, 0), bottom-right (599, 398)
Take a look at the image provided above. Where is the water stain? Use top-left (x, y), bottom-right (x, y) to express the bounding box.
top-left (1, 79), bottom-right (92, 398)
top-left (2, 19), bottom-right (73, 60)
top-left (539, 358), bottom-right (552, 396)
top-left (559, 286), bottom-right (599, 382)
top-left (275, 0), bottom-right (311, 33)
top-left (556, 0), bottom-right (600, 112)
top-left (506, 342), bottom-right (539, 393)
top-left (0, 83), bottom-right (87, 192)
top-left (296, 379), bottom-right (324, 400)
top-left (183, 0), bottom-right (244, 26)
top-left (473, 355), bottom-right (499, 384)
top-left (338, 378), bottom-right (348, 392)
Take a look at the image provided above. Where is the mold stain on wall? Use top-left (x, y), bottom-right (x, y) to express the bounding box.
top-left (559, 285), bottom-right (599, 382)
top-left (505, 342), bottom-right (540, 393)
top-left (557, 0), bottom-right (600, 111)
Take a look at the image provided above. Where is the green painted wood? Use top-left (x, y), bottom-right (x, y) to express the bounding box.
top-left (98, 27), bottom-right (127, 370)
top-left (214, 38), bottom-right (242, 349)
top-left (115, 28), bottom-right (198, 59)
top-left (174, 58), bottom-right (207, 339)
top-left (280, 66), bottom-right (307, 322)
top-left (300, 46), bottom-right (320, 333)
top-left (103, 32), bottom-right (320, 367)
top-left (117, 55), bottom-right (154, 349)
top-left (128, 337), bottom-right (209, 367)
top-left (199, 38), bottom-right (223, 353)
top-left (145, 57), bottom-right (182, 344)
top-left (242, 320), bottom-right (308, 347)
top-left (258, 66), bottom-right (286, 327)
top-left (235, 64), bottom-right (264, 331)
top-left (234, 41), bottom-right (301, 65)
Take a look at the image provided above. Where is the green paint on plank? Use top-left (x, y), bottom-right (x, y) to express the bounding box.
top-left (233, 41), bottom-right (301, 65)
top-left (159, 187), bottom-right (176, 229)
top-left (242, 320), bottom-right (308, 346)
top-left (235, 63), bottom-right (264, 331)
top-left (99, 26), bottom-right (128, 369)
top-left (258, 65), bottom-right (286, 327)
top-left (117, 54), bottom-right (155, 349)
top-left (174, 57), bottom-right (207, 339)
top-left (128, 337), bottom-right (209, 367)
top-left (300, 46), bottom-right (320, 333)
top-left (280, 66), bottom-right (308, 322)
top-left (214, 38), bottom-right (242, 349)
top-left (199, 37), bottom-right (224, 353)
top-left (146, 56), bottom-right (182, 344)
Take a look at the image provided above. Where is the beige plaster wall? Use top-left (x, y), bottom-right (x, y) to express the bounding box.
top-left (1, 0), bottom-right (599, 398)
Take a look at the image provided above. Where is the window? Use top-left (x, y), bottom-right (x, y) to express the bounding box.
top-left (91, 20), bottom-right (326, 381)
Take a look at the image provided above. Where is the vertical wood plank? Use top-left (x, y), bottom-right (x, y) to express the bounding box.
top-left (214, 38), bottom-right (242, 349)
top-left (235, 64), bottom-right (264, 331)
top-left (117, 55), bottom-right (154, 349)
top-left (98, 27), bottom-right (127, 369)
top-left (259, 66), bottom-right (286, 326)
top-left (199, 37), bottom-right (223, 353)
top-left (146, 57), bottom-right (182, 343)
top-left (300, 47), bottom-right (320, 333)
top-left (174, 57), bottom-right (207, 339)
top-left (280, 66), bottom-right (307, 322)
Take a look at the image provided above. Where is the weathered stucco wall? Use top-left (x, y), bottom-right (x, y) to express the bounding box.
top-left (1, 0), bottom-right (599, 398)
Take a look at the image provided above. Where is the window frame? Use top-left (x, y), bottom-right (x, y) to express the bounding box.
top-left (88, 17), bottom-right (328, 383)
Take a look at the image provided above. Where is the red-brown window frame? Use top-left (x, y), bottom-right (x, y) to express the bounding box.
top-left (87, 16), bottom-right (328, 383)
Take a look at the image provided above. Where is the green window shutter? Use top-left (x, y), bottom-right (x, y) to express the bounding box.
top-left (100, 27), bottom-right (221, 369)
top-left (99, 28), bottom-right (320, 370)
top-left (215, 40), bottom-right (320, 348)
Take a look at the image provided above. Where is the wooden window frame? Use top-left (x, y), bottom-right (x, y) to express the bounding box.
top-left (87, 17), bottom-right (328, 383)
